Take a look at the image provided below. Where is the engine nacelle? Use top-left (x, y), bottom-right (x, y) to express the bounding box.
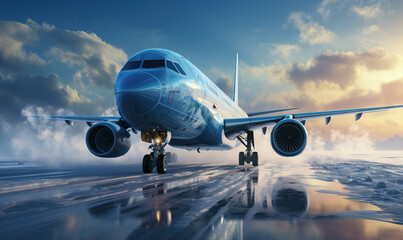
top-left (271, 119), bottom-right (307, 157)
top-left (86, 122), bottom-right (131, 158)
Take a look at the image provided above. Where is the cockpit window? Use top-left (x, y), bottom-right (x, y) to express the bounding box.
top-left (142, 60), bottom-right (165, 68)
top-left (166, 60), bottom-right (179, 73)
top-left (173, 62), bottom-right (186, 75)
top-left (121, 60), bottom-right (141, 71)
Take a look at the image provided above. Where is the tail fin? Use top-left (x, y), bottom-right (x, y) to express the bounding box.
top-left (233, 53), bottom-right (239, 105)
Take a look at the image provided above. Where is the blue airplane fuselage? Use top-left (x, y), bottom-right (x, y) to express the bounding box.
top-left (114, 49), bottom-right (246, 150)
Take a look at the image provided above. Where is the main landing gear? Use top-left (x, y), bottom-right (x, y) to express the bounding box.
top-left (237, 131), bottom-right (258, 167)
top-left (141, 129), bottom-right (170, 174)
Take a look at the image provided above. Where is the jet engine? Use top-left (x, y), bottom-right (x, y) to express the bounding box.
top-left (270, 119), bottom-right (307, 157)
top-left (86, 122), bottom-right (131, 158)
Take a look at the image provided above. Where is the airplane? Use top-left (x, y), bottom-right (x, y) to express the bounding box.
top-left (29, 48), bottom-right (403, 174)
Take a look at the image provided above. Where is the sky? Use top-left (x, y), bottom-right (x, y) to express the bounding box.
top-left (1, 0), bottom-right (403, 161)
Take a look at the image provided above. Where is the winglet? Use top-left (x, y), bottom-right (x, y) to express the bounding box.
top-left (233, 53), bottom-right (239, 105)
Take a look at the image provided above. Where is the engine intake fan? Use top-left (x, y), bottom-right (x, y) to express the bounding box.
top-left (86, 122), bottom-right (131, 158)
top-left (271, 119), bottom-right (307, 157)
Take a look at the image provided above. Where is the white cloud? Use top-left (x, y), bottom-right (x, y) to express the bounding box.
top-left (288, 47), bottom-right (399, 89)
top-left (64, 85), bottom-right (92, 104)
top-left (351, 4), bottom-right (382, 19)
top-left (289, 12), bottom-right (336, 44)
top-left (362, 24), bottom-right (379, 35)
top-left (0, 19), bottom-right (127, 125)
top-left (0, 20), bottom-right (45, 71)
top-left (237, 61), bottom-right (294, 110)
top-left (0, 73), bottom-right (95, 123)
top-left (0, 19), bottom-right (127, 88)
top-left (42, 27), bottom-right (127, 88)
top-left (271, 44), bottom-right (300, 58)
top-left (101, 106), bottom-right (119, 116)
top-left (72, 71), bottom-right (86, 89)
top-left (317, 0), bottom-right (340, 18)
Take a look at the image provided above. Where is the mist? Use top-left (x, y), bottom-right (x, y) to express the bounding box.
top-left (5, 106), bottom-right (388, 167)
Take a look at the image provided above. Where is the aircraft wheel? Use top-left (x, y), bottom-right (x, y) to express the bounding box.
top-left (143, 154), bottom-right (153, 173)
top-left (252, 152), bottom-right (258, 167)
top-left (157, 154), bottom-right (168, 174)
top-left (239, 152), bottom-right (245, 165)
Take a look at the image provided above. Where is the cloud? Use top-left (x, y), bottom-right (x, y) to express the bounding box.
top-left (351, 4), bottom-right (382, 19)
top-left (0, 19), bottom-right (127, 88)
top-left (271, 44), bottom-right (300, 58)
top-left (0, 73), bottom-right (93, 122)
top-left (324, 77), bottom-right (403, 110)
top-left (288, 12), bottom-right (336, 44)
top-left (235, 48), bottom-right (401, 112)
top-left (0, 20), bottom-right (45, 72)
top-left (288, 48), bottom-right (398, 88)
top-left (214, 74), bottom-right (233, 97)
top-left (0, 19), bottom-right (129, 125)
top-left (238, 62), bottom-right (293, 110)
top-left (30, 20), bottom-right (128, 88)
top-left (317, 0), bottom-right (340, 18)
top-left (362, 24), bottom-right (379, 35)
top-left (0, 19), bottom-right (131, 161)
top-left (230, 47), bottom-right (403, 141)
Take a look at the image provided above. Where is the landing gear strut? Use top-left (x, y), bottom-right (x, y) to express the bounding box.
top-left (141, 129), bottom-right (170, 174)
top-left (237, 131), bottom-right (258, 167)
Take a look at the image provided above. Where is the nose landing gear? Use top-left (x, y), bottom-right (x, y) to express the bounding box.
top-left (141, 130), bottom-right (170, 174)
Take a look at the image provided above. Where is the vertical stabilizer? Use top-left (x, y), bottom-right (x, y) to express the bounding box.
top-left (233, 53), bottom-right (239, 105)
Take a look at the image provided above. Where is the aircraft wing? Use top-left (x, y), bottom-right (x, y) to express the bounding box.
top-left (27, 115), bottom-right (122, 126)
top-left (247, 107), bottom-right (299, 117)
top-left (224, 105), bottom-right (403, 139)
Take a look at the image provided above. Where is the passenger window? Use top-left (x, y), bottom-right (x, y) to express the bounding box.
top-left (121, 60), bottom-right (141, 71)
top-left (166, 60), bottom-right (179, 73)
top-left (142, 60), bottom-right (165, 68)
top-left (173, 62), bottom-right (186, 75)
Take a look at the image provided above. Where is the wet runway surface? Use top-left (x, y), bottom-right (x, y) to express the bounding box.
top-left (1, 155), bottom-right (403, 240)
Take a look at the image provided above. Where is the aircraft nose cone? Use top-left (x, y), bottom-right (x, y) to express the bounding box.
top-left (115, 71), bottom-right (162, 115)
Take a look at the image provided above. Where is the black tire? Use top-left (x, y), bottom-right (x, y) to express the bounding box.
top-left (252, 152), bottom-right (258, 167)
top-left (239, 152), bottom-right (245, 165)
top-left (143, 154), bottom-right (153, 173)
top-left (157, 154), bottom-right (168, 174)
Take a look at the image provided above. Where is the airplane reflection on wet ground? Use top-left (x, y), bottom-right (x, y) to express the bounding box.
top-left (1, 156), bottom-right (403, 240)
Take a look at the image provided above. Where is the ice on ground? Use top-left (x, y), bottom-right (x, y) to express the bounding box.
top-left (309, 154), bottom-right (403, 224)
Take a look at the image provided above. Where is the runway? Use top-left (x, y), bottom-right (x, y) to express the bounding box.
top-left (1, 155), bottom-right (403, 240)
